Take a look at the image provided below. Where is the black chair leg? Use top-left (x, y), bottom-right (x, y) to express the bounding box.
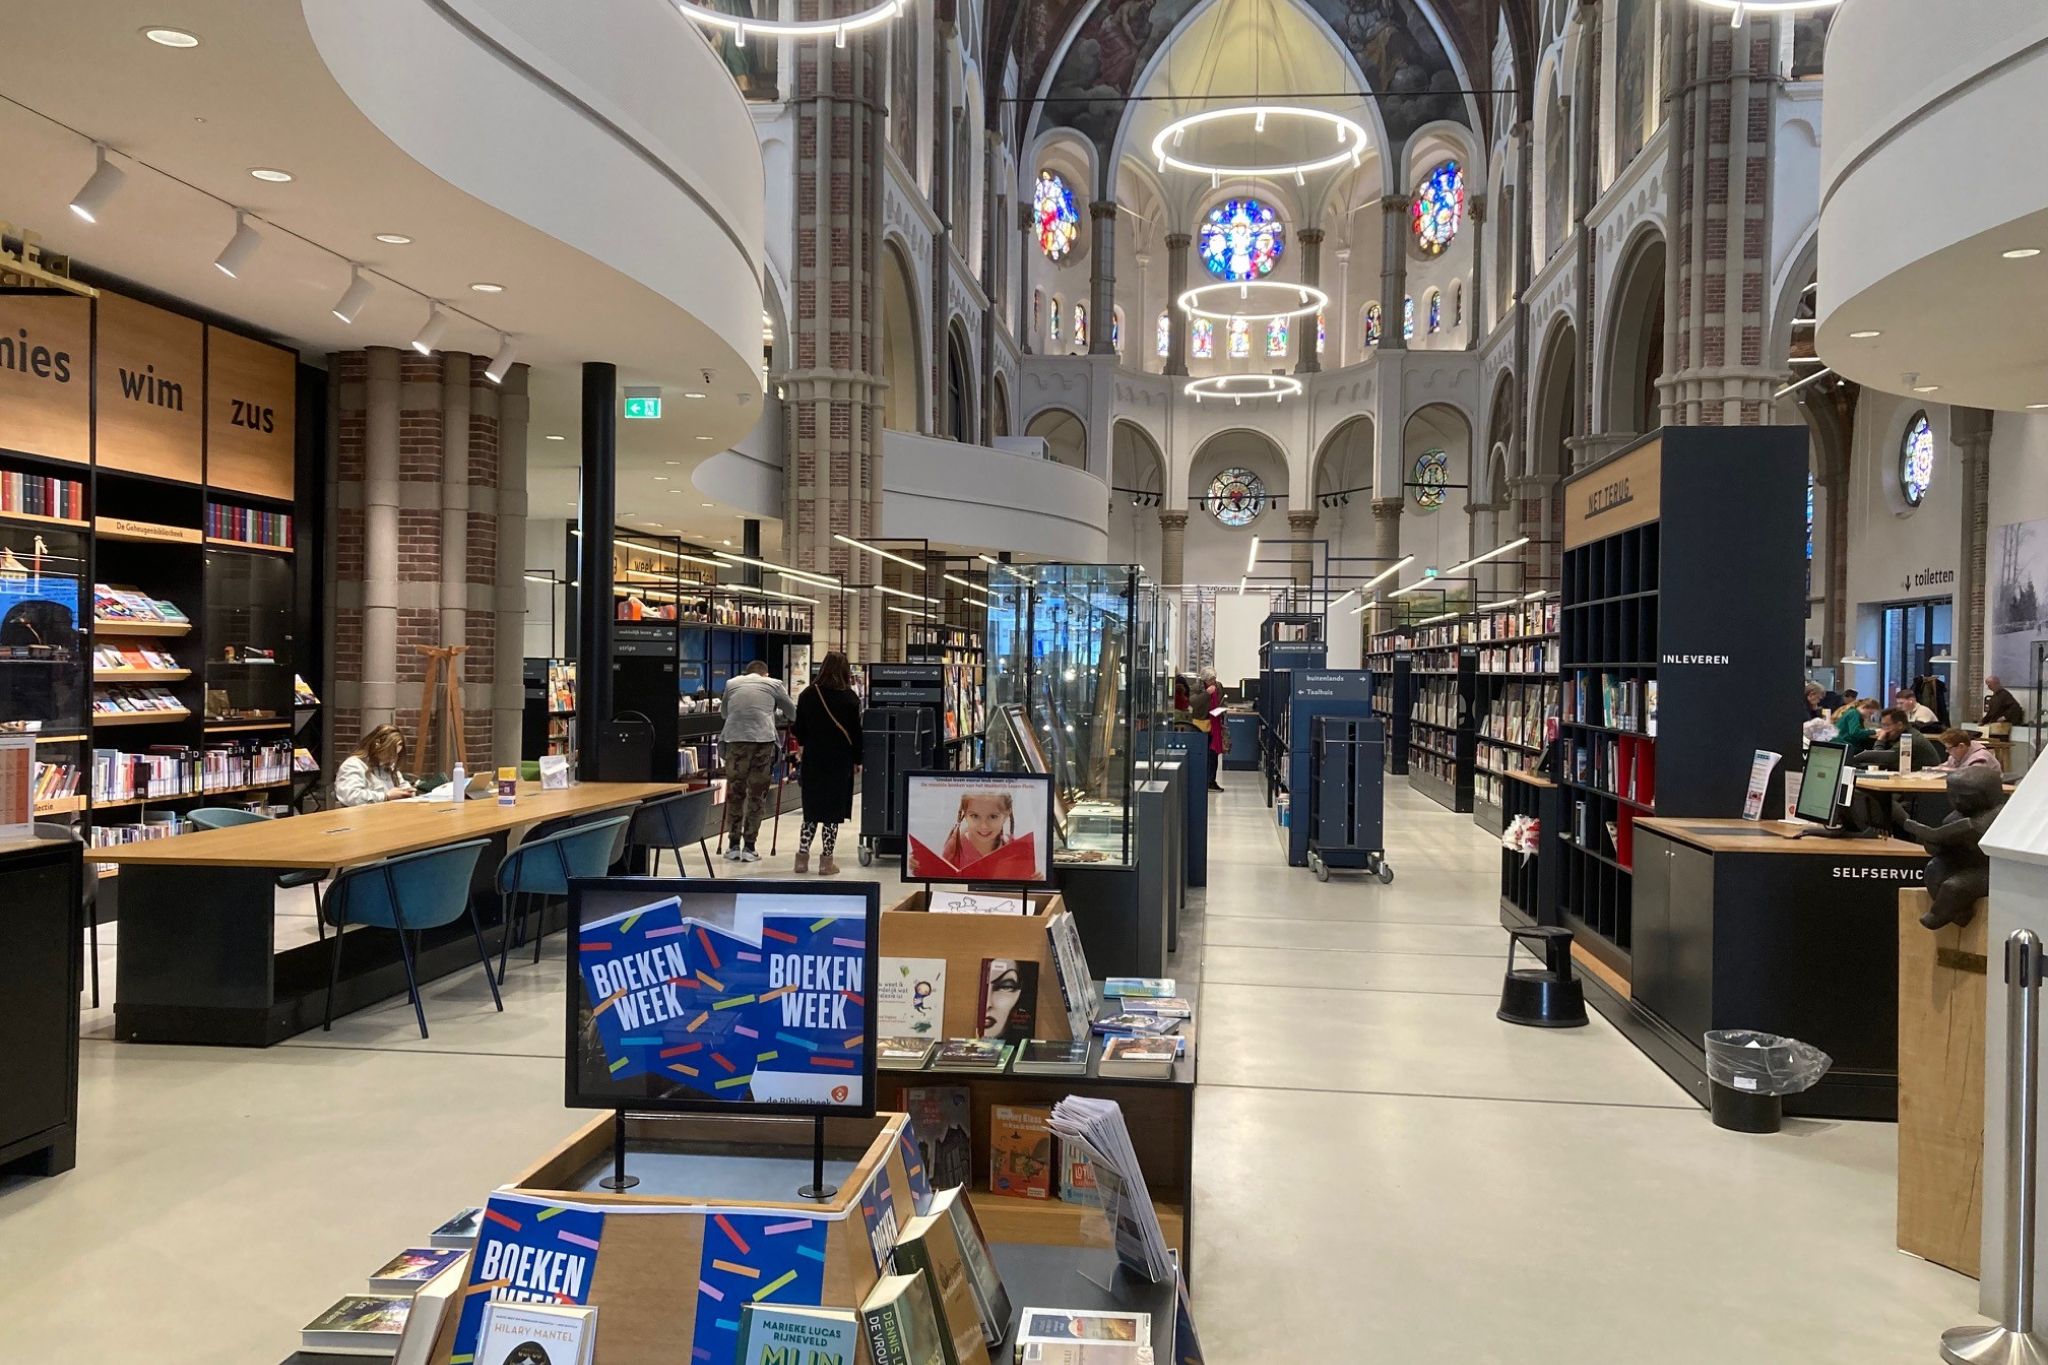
top-left (393, 913), bottom-right (429, 1040)
top-left (323, 921), bottom-right (346, 1031)
top-left (465, 901), bottom-right (504, 1012)
top-left (496, 891), bottom-right (514, 986)
top-left (701, 841), bottom-right (716, 878)
top-left (87, 902), bottom-right (100, 1009)
top-left (312, 883), bottom-right (326, 941)
top-left (533, 895), bottom-right (548, 965)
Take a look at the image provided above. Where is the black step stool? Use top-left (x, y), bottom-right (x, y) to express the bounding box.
top-left (1497, 925), bottom-right (1588, 1028)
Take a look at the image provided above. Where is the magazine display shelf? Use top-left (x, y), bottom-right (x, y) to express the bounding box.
top-left (881, 889), bottom-right (1077, 1042)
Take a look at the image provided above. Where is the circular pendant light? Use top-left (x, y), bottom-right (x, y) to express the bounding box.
top-left (672, 0), bottom-right (906, 46)
top-left (1178, 280), bottom-right (1329, 323)
top-left (1184, 374), bottom-right (1305, 405)
top-left (1151, 106), bottom-right (1370, 183)
top-left (1689, 0), bottom-right (1842, 24)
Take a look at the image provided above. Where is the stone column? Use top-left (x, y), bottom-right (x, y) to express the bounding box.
top-left (1294, 228), bottom-right (1325, 374)
top-left (1089, 201), bottom-right (1118, 357)
top-left (1287, 510), bottom-right (1318, 587)
top-left (1955, 408), bottom-right (1994, 703)
top-left (1370, 496), bottom-right (1403, 631)
top-left (1510, 474), bottom-right (1559, 591)
top-left (1468, 194), bottom-right (1487, 350)
top-left (1333, 246), bottom-right (1352, 365)
top-left (785, 3), bottom-right (886, 659)
top-left (1380, 196), bottom-right (1411, 352)
top-left (1165, 232), bottom-right (1192, 377)
top-left (1158, 510), bottom-right (1189, 587)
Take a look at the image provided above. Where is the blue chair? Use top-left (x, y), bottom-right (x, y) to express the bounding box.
top-left (189, 807), bottom-right (333, 939)
top-left (495, 814), bottom-right (632, 983)
top-left (323, 838), bottom-right (497, 1038)
top-left (627, 788), bottom-right (722, 878)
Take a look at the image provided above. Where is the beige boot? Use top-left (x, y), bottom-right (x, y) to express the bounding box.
top-left (793, 849), bottom-right (809, 874)
top-left (818, 854), bottom-right (839, 876)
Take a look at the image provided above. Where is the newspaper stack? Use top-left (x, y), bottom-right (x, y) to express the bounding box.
top-left (1047, 1096), bottom-right (1174, 1283)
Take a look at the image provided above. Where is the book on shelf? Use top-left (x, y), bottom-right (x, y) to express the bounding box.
top-left (301, 1293), bottom-right (412, 1356)
top-left (1011, 1039), bottom-right (1091, 1076)
top-left (390, 1255), bottom-right (467, 1365)
top-left (878, 955), bottom-right (947, 1037)
top-left (737, 1304), bottom-right (860, 1365)
top-left (988, 1104), bottom-right (1055, 1200)
top-left (428, 1207), bottom-right (482, 1249)
top-left (880, 1036), bottom-right (938, 1070)
top-left (1089, 1013), bottom-right (1180, 1039)
top-left (1014, 1310), bottom-right (1151, 1365)
top-left (1102, 977), bottom-right (1175, 999)
top-left (0, 468), bottom-right (84, 521)
top-left (893, 1191), bottom-right (1000, 1362)
top-left (932, 1038), bottom-right (1011, 1071)
top-left (473, 1301), bottom-right (596, 1365)
top-left (205, 501), bottom-right (294, 549)
top-left (1116, 996), bottom-right (1192, 1020)
top-left (1098, 1035), bottom-right (1184, 1079)
top-left (860, 1271), bottom-right (951, 1365)
top-left (367, 1247), bottom-right (466, 1295)
top-left (903, 1086), bottom-right (974, 1192)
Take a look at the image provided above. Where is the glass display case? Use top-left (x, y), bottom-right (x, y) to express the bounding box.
top-left (202, 548), bottom-right (294, 722)
top-left (0, 519), bottom-right (90, 818)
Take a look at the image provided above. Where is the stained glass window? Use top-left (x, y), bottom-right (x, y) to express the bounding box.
top-left (1228, 318), bottom-right (1251, 359)
top-left (1266, 318), bottom-right (1289, 357)
top-left (1035, 171), bottom-right (1079, 262)
top-left (1364, 303), bottom-right (1383, 347)
top-left (1451, 282), bottom-right (1463, 327)
top-left (1192, 318), bottom-right (1214, 359)
top-left (1111, 310), bottom-right (1122, 354)
top-left (1412, 450), bottom-right (1449, 510)
top-left (1317, 311), bottom-right (1327, 354)
top-left (1072, 303), bottom-right (1088, 349)
top-left (1411, 161), bottom-right (1466, 256)
top-left (1199, 198), bottom-right (1285, 282)
top-left (1403, 296), bottom-right (1415, 341)
top-left (1207, 467), bottom-right (1267, 527)
top-left (1049, 298), bottom-right (1061, 345)
top-left (1901, 412), bottom-right (1934, 507)
top-left (1156, 311), bottom-right (1172, 358)
top-left (1427, 292), bottom-right (1442, 334)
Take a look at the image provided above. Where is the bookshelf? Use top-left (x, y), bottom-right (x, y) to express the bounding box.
top-left (1362, 632), bottom-right (1412, 775)
top-left (1405, 632), bottom-right (1475, 813)
top-left (1554, 428), bottom-right (1807, 979)
top-left (1471, 597), bottom-right (1561, 833)
top-left (908, 622), bottom-right (987, 768)
top-left (0, 457), bottom-right (91, 824)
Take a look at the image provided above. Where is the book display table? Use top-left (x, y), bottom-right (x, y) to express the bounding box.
top-left (0, 835), bottom-right (86, 1179)
top-left (86, 780), bottom-right (679, 1046)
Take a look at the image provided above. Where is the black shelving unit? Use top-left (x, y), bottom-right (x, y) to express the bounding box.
top-left (1406, 639), bottom-right (1475, 813)
top-left (1498, 771), bottom-right (1564, 929)
top-left (1554, 427), bottom-right (1807, 981)
top-left (907, 622), bottom-right (986, 770)
top-left (1471, 599), bottom-right (1561, 834)
top-left (1363, 634), bottom-right (1412, 776)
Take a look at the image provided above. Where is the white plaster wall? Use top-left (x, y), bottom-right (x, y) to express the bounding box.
top-left (524, 516), bottom-right (570, 659)
top-left (1842, 394), bottom-right (1959, 676)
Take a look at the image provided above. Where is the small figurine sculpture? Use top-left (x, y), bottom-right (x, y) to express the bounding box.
top-left (1893, 766), bottom-right (2007, 930)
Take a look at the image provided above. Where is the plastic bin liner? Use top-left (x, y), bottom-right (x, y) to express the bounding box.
top-left (1704, 1030), bottom-right (1831, 1096)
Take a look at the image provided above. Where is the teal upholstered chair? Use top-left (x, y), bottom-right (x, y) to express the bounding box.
top-left (494, 814), bottom-right (632, 983)
top-left (189, 806), bottom-right (333, 939)
top-left (323, 838), bottom-right (498, 1038)
top-left (627, 788), bottom-right (722, 877)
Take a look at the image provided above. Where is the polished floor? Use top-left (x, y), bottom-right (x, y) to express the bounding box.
top-left (0, 780), bottom-right (1982, 1362)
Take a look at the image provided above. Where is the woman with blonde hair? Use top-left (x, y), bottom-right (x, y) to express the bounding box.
top-left (333, 724), bottom-right (416, 805)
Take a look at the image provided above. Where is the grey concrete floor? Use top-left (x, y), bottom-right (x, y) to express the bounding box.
top-left (0, 780), bottom-right (1984, 1362)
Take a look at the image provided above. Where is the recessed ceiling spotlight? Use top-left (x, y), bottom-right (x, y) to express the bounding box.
top-left (722, 539), bottom-right (733, 547)
top-left (545, 434), bottom-right (565, 441)
top-left (1848, 330), bottom-right (1881, 339)
top-left (2003, 248), bottom-right (2043, 260)
top-left (469, 282), bottom-right (504, 293)
top-left (143, 27), bottom-right (200, 47)
top-left (701, 502), bottom-right (715, 508)
top-left (684, 391), bottom-right (707, 399)
top-left (654, 476), bottom-right (669, 481)
top-left (1913, 385), bottom-right (1941, 393)
top-left (2029, 403), bottom-right (2048, 411)
top-left (665, 460), bottom-right (681, 466)
top-left (375, 233), bottom-right (412, 245)
top-left (248, 167), bottom-right (293, 183)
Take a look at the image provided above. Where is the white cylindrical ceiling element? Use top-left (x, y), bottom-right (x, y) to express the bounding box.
top-left (411, 302), bottom-right (450, 356)
top-left (68, 145), bottom-right (125, 223)
top-left (213, 211), bottom-right (261, 278)
top-left (485, 333), bottom-right (519, 384)
top-left (332, 266), bottom-right (374, 324)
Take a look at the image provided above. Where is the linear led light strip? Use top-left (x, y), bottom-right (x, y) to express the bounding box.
top-left (836, 533), bottom-right (926, 572)
top-left (617, 539), bottom-right (725, 570)
top-left (713, 548), bottom-right (848, 591)
top-left (1441, 536), bottom-right (1530, 577)
top-left (1692, 0), bottom-right (1841, 26)
top-left (978, 554), bottom-right (1035, 582)
top-left (672, 0), bottom-right (906, 46)
top-left (1414, 611), bottom-right (1459, 626)
top-left (872, 583), bottom-right (939, 604)
top-left (1150, 105), bottom-right (1371, 182)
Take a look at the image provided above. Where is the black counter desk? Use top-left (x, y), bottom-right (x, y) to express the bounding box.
top-left (282, 1241), bottom-right (1180, 1365)
top-left (0, 834), bottom-right (85, 1179)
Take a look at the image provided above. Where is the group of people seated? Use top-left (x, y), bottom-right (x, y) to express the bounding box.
top-left (1801, 676), bottom-right (2022, 773)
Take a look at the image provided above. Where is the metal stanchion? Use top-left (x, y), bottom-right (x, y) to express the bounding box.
top-left (1944, 929), bottom-right (2048, 1364)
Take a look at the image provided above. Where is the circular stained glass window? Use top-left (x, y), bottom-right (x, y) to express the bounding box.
top-left (1412, 450), bottom-right (1449, 510)
top-left (1411, 161), bottom-right (1466, 256)
top-left (1207, 467), bottom-right (1267, 527)
top-left (1035, 171), bottom-right (1079, 262)
top-left (1200, 199), bottom-right (1285, 282)
top-left (1900, 412), bottom-right (1934, 507)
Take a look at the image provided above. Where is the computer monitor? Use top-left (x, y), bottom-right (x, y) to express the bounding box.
top-left (1794, 741), bottom-right (1851, 827)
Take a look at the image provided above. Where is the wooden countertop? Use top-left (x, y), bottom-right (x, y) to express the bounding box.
top-left (81, 781), bottom-right (678, 869)
top-left (1854, 770), bottom-right (2015, 793)
top-left (1635, 816), bottom-right (1930, 858)
top-left (1502, 769), bottom-right (1555, 789)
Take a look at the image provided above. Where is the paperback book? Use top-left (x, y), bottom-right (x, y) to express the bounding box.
top-left (1089, 1014), bottom-right (1180, 1039)
top-left (1116, 996), bottom-right (1192, 1020)
top-left (368, 1246), bottom-right (467, 1294)
top-left (1098, 1035), bottom-right (1183, 1079)
top-left (880, 1036), bottom-right (939, 1070)
top-left (1012, 1039), bottom-right (1091, 1076)
top-left (903, 1086), bottom-right (974, 1192)
top-left (736, 1303), bottom-right (860, 1365)
top-left (933, 1038), bottom-right (1012, 1070)
top-left (989, 1104), bottom-right (1055, 1200)
top-left (892, 1200), bottom-right (996, 1365)
top-left (879, 956), bottom-right (947, 1037)
top-left (429, 1207), bottom-right (483, 1248)
top-left (860, 1271), bottom-right (950, 1365)
top-left (977, 957), bottom-right (1039, 1041)
top-left (474, 1300), bottom-right (597, 1365)
top-left (301, 1293), bottom-right (412, 1355)
top-left (1015, 1310), bottom-right (1150, 1365)
top-left (1101, 978), bottom-right (1175, 999)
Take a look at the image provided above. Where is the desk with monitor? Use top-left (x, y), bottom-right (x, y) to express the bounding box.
top-left (88, 780), bottom-right (680, 1046)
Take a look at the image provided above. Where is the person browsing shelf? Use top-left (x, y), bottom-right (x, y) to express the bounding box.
top-left (333, 724), bottom-right (416, 806)
top-left (1200, 667), bottom-right (1228, 793)
top-left (1938, 728), bottom-right (2002, 772)
top-left (789, 651), bottom-right (862, 876)
top-left (1982, 676), bottom-right (2027, 727)
top-left (1894, 688), bottom-right (1938, 728)
top-left (1855, 709), bottom-right (1944, 770)
top-left (720, 660), bottom-right (796, 863)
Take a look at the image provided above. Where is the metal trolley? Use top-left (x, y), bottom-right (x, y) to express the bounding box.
top-left (857, 704), bottom-right (936, 867)
top-left (1306, 715), bottom-right (1395, 884)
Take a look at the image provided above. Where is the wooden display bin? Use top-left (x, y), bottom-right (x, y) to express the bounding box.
top-left (429, 1111), bottom-right (934, 1365)
top-left (1898, 890), bottom-right (1988, 1278)
top-left (881, 888), bottom-right (1077, 1041)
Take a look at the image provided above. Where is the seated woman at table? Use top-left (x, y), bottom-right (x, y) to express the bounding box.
top-left (1937, 728), bottom-right (2002, 772)
top-left (334, 724), bottom-right (416, 805)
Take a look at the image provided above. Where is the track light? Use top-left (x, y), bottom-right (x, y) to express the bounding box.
top-left (1441, 537), bottom-right (1530, 577)
top-left (835, 533), bottom-right (926, 572)
top-left (212, 211), bottom-right (260, 278)
top-left (1245, 536), bottom-right (1260, 574)
top-left (68, 145), bottom-right (125, 223)
top-left (411, 303), bottom-right (450, 356)
top-left (485, 333), bottom-right (519, 384)
top-left (331, 265), bottom-right (373, 323)
top-left (1360, 555), bottom-right (1415, 592)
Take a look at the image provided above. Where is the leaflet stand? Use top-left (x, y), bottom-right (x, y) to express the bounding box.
top-left (598, 1109), bottom-right (639, 1190)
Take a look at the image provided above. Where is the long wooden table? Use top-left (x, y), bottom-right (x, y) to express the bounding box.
top-left (95, 781), bottom-right (679, 1046)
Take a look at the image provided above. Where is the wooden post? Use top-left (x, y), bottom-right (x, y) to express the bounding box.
top-left (415, 644), bottom-right (469, 775)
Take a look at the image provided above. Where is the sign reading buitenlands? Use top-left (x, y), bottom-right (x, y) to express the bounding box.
top-left (1564, 435), bottom-right (1663, 550)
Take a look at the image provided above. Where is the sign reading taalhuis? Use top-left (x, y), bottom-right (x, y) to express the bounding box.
top-left (1564, 436), bottom-right (1665, 550)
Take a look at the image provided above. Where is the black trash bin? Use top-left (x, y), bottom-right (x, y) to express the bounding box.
top-left (1702, 1030), bottom-right (1830, 1134)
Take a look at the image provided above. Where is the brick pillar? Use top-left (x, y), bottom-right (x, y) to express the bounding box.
top-left (1955, 408), bottom-right (1994, 703)
top-left (1158, 511), bottom-right (1188, 586)
top-left (1380, 195), bottom-right (1411, 352)
top-left (1295, 228), bottom-right (1325, 375)
top-left (1287, 510), bottom-right (1318, 587)
top-left (1164, 233), bottom-right (1191, 377)
top-left (785, 1), bottom-right (885, 659)
top-left (1666, 9), bottom-right (1781, 425)
top-left (1089, 201), bottom-right (1118, 357)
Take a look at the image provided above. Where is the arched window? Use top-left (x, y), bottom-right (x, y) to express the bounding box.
top-left (1363, 303), bottom-right (1383, 347)
top-left (1451, 281), bottom-right (1463, 327)
top-left (1034, 171), bottom-right (1079, 262)
top-left (1228, 318), bottom-right (1251, 359)
top-left (1403, 296), bottom-right (1416, 341)
top-left (1111, 308), bottom-right (1123, 355)
top-left (1192, 318), bottom-right (1214, 359)
top-left (946, 332), bottom-right (972, 441)
top-left (1411, 161), bottom-right (1466, 256)
top-left (1900, 412), bottom-right (1934, 507)
top-left (1412, 450), bottom-right (1450, 509)
top-left (1072, 303), bottom-right (1088, 350)
top-left (1266, 317), bottom-right (1289, 358)
top-left (1032, 290), bottom-right (1043, 337)
top-left (1049, 297), bottom-right (1062, 346)
top-left (1426, 290), bottom-right (1442, 335)
top-left (1156, 311), bottom-right (1172, 358)
top-left (1316, 311), bottom-right (1327, 354)
top-left (1199, 198), bottom-right (1285, 281)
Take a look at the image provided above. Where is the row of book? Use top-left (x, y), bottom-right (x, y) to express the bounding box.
top-left (206, 502), bottom-right (294, 548)
top-left (1478, 639), bottom-right (1556, 674)
top-left (298, 1208), bottom-right (493, 1363)
top-left (91, 739), bottom-right (294, 802)
top-left (87, 819), bottom-right (181, 849)
top-left (0, 469), bottom-right (84, 521)
top-left (904, 1087), bottom-right (1102, 1206)
top-left (1477, 681), bottom-right (1558, 752)
top-left (1563, 671), bottom-right (1658, 733)
top-left (1410, 677), bottom-right (1460, 730)
top-left (1473, 598), bottom-right (1560, 641)
top-left (92, 583), bottom-right (188, 626)
top-left (92, 642), bottom-right (180, 672)
top-left (882, 1030), bottom-right (1187, 1081)
top-left (1409, 746), bottom-right (1458, 784)
top-left (32, 759), bottom-right (80, 804)
top-left (1568, 732), bottom-right (1657, 805)
top-left (1568, 797), bottom-right (1639, 869)
top-left (92, 685), bottom-right (184, 717)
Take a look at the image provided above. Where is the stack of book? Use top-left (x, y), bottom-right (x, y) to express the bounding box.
top-left (300, 1224), bottom-right (478, 1363)
top-left (92, 685), bottom-right (184, 717)
top-left (0, 468), bottom-right (84, 520)
top-left (92, 584), bottom-right (187, 627)
top-left (92, 643), bottom-right (181, 672)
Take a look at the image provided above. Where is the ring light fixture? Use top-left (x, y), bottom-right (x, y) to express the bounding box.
top-left (672, 0), bottom-right (907, 47)
top-left (1689, 0), bottom-right (1842, 24)
top-left (1178, 279), bottom-right (1330, 323)
top-left (1184, 374), bottom-right (1305, 405)
top-left (1151, 106), bottom-right (1371, 183)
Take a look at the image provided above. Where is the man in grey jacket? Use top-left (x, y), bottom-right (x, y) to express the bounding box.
top-left (721, 661), bottom-right (797, 861)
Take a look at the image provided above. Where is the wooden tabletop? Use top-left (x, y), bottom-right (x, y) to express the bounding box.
top-left (81, 781), bottom-right (679, 869)
top-left (1636, 816), bottom-right (1930, 858)
top-left (1854, 770), bottom-right (2015, 793)
top-left (1502, 769), bottom-right (1555, 789)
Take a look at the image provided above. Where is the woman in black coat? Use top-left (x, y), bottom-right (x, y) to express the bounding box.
top-left (791, 651), bottom-right (863, 875)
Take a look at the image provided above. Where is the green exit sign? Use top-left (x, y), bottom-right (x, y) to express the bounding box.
top-left (623, 395), bottom-right (662, 420)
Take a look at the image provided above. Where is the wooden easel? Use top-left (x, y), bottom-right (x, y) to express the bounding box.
top-left (415, 644), bottom-right (468, 777)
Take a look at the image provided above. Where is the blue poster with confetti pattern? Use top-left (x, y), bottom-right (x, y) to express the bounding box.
top-left (691, 1210), bottom-right (831, 1365)
top-left (448, 1194), bottom-right (606, 1363)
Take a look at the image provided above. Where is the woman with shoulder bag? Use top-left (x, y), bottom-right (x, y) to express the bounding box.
top-left (791, 651), bottom-right (864, 874)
